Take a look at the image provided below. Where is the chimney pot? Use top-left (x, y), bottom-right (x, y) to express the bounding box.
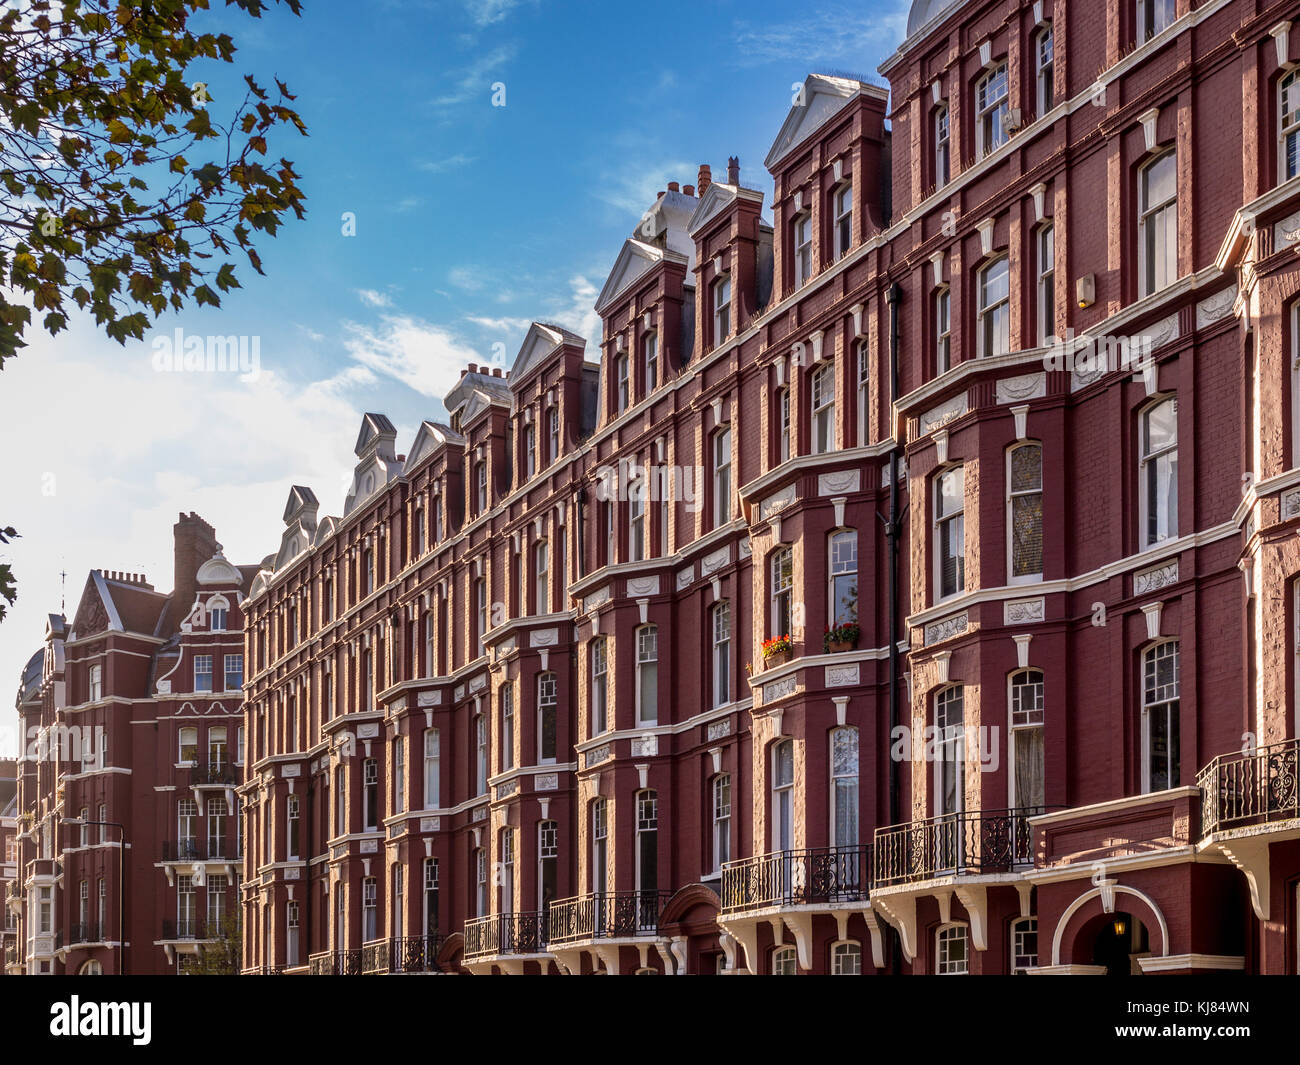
top-left (697, 163), bottom-right (711, 192)
top-left (667, 181), bottom-right (680, 193)
top-left (727, 156), bottom-right (740, 185)
top-left (656, 190), bottom-right (666, 200)
top-left (683, 184), bottom-right (695, 196)
top-left (468, 362), bottom-right (478, 374)
top-left (492, 367), bottom-right (502, 378)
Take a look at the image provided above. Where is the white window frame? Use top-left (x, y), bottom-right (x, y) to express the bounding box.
top-left (1138, 0), bottom-right (1176, 44)
top-left (934, 685), bottom-right (966, 820)
top-left (975, 63), bottom-right (1009, 159)
top-left (793, 212), bottom-right (812, 286)
top-left (1139, 396), bottom-right (1178, 547)
top-left (644, 332), bottom-right (659, 393)
top-left (770, 547), bottom-right (793, 638)
top-left (501, 682), bottom-right (515, 772)
top-left (1036, 224), bottom-right (1055, 345)
top-left (523, 423), bottom-right (536, 481)
top-left (935, 285), bottom-right (951, 374)
top-left (1007, 442), bottom-right (1044, 583)
top-left (1011, 916), bottom-right (1039, 973)
top-left (713, 426), bottom-right (732, 527)
top-left (635, 624), bottom-right (658, 726)
top-left (538, 672), bottom-right (558, 764)
top-left (935, 466), bottom-right (965, 601)
top-left (1138, 150), bottom-right (1177, 298)
top-left (1036, 26), bottom-right (1054, 115)
top-left (1282, 70), bottom-right (1300, 184)
top-left (833, 182), bottom-right (853, 259)
top-left (828, 530), bottom-right (858, 628)
top-left (474, 713), bottom-right (488, 796)
top-left (534, 539), bottom-right (549, 615)
top-left (712, 774), bottom-right (731, 872)
top-left (856, 341), bottom-right (870, 447)
top-left (713, 275), bottom-right (731, 343)
top-left (830, 726), bottom-right (859, 849)
top-left (935, 104), bottom-right (950, 187)
top-left (810, 363), bottom-right (836, 454)
top-left (772, 944), bottom-right (797, 975)
top-left (1007, 668), bottom-right (1046, 811)
top-left (88, 663), bottom-right (102, 702)
top-left (977, 255), bottom-right (1010, 358)
top-left (590, 637), bottom-right (609, 735)
top-left (711, 601), bottom-right (731, 708)
top-left (616, 351), bottom-right (629, 412)
top-left (423, 728), bottom-right (440, 810)
top-left (629, 477), bottom-right (646, 562)
top-left (1141, 640), bottom-right (1181, 794)
top-left (777, 386), bottom-right (791, 463)
top-left (771, 738), bottom-right (794, 851)
top-left (831, 940), bottom-right (862, 975)
top-left (193, 655), bottom-right (213, 693)
top-left (937, 923), bottom-right (969, 974)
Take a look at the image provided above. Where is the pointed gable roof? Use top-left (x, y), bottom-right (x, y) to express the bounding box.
top-left (354, 413), bottom-right (397, 459)
top-left (509, 321), bottom-right (587, 384)
top-left (687, 181), bottom-right (766, 237)
top-left (282, 485), bottom-right (319, 526)
top-left (404, 420), bottom-right (463, 473)
top-left (764, 74), bottom-right (887, 170)
top-left (594, 239), bottom-right (688, 316)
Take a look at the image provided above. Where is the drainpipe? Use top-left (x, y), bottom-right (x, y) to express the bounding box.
top-left (885, 280), bottom-right (905, 976)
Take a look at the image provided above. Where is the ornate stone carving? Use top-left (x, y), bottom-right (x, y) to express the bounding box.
top-left (759, 484), bottom-right (797, 520)
top-left (825, 664), bottom-right (860, 687)
top-left (530, 628), bottom-right (559, 647)
top-left (1196, 285), bottom-right (1237, 327)
top-left (1133, 560), bottom-right (1179, 595)
top-left (360, 839), bottom-right (378, 853)
top-left (1276, 211), bottom-right (1300, 247)
top-left (706, 720), bottom-right (731, 741)
top-left (453, 684), bottom-right (465, 702)
top-left (417, 691), bottom-right (441, 707)
top-left (626, 576), bottom-right (660, 597)
top-left (702, 547), bottom-right (731, 575)
top-left (996, 372), bottom-right (1046, 404)
top-left (496, 779), bottom-right (518, 799)
top-left (468, 673), bottom-right (487, 693)
top-left (534, 773), bottom-right (559, 791)
top-left (357, 723), bottom-right (379, 739)
top-left (631, 734), bottom-right (658, 757)
top-left (676, 566), bottom-right (694, 590)
top-left (1281, 488), bottom-right (1300, 520)
top-left (818, 469), bottom-right (861, 495)
top-left (420, 817), bottom-right (440, 833)
top-left (762, 675), bottom-right (798, 703)
top-left (920, 393), bottom-right (968, 435)
top-left (583, 586), bottom-right (611, 612)
top-left (1002, 598), bottom-right (1045, 625)
top-left (924, 612), bottom-right (968, 646)
top-left (584, 744), bottom-right (612, 768)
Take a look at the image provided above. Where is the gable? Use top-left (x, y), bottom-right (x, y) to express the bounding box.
top-left (765, 76), bottom-right (884, 170)
top-left (510, 322), bottom-right (567, 383)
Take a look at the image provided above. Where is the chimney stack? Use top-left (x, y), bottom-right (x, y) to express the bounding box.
top-left (697, 164), bottom-right (711, 195)
top-left (683, 184), bottom-right (695, 197)
top-left (727, 156), bottom-right (740, 185)
top-left (172, 512), bottom-right (218, 635)
top-left (468, 362), bottom-right (478, 374)
top-left (667, 181), bottom-right (680, 193)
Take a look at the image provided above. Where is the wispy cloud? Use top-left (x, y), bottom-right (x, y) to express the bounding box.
top-left (357, 288), bottom-right (393, 309)
top-left (342, 314), bottom-right (487, 398)
top-left (431, 44), bottom-right (516, 107)
top-left (731, 4), bottom-right (908, 69)
top-left (466, 313), bottom-right (534, 334)
top-left (464, 0), bottom-right (525, 28)
top-left (420, 152), bottom-right (476, 173)
top-left (545, 275), bottom-right (601, 350)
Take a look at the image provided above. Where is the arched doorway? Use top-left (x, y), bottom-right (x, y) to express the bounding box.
top-left (1080, 911), bottom-right (1150, 975)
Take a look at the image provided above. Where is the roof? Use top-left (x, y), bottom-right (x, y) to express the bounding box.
top-left (907, 0), bottom-right (963, 37)
top-left (764, 74), bottom-right (886, 170)
top-left (508, 322), bottom-right (587, 384)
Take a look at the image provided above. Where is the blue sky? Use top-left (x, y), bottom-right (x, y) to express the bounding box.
top-left (0, 0), bottom-right (910, 752)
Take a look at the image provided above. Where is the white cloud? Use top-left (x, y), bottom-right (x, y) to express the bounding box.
top-left (731, 5), bottom-right (908, 68)
top-left (341, 313), bottom-right (486, 398)
top-left (545, 275), bottom-right (601, 349)
top-left (431, 44), bottom-right (516, 107)
top-left (591, 155), bottom-right (694, 217)
top-left (465, 313), bottom-right (534, 334)
top-left (0, 315), bottom-right (370, 755)
top-left (465, 0), bottom-right (521, 26)
top-left (357, 288), bottom-right (393, 308)
top-left (420, 153), bottom-right (476, 173)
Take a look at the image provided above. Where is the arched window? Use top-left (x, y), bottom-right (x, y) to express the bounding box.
top-left (828, 530), bottom-right (858, 628)
top-left (1139, 150), bottom-right (1177, 297)
top-left (977, 256), bottom-right (1010, 357)
top-left (1008, 443), bottom-right (1044, 581)
top-left (1009, 669), bottom-right (1045, 811)
top-left (79, 959), bottom-right (104, 975)
top-left (1142, 641), bottom-right (1181, 792)
top-left (772, 944), bottom-right (798, 975)
top-left (937, 924), bottom-right (969, 974)
top-left (1140, 396), bottom-right (1178, 546)
top-left (770, 547), bottom-right (793, 638)
top-left (1282, 71), bottom-right (1300, 183)
top-left (711, 602), bottom-right (731, 707)
top-left (975, 63), bottom-right (1008, 158)
top-left (590, 637), bottom-right (609, 735)
top-left (771, 739), bottom-right (795, 851)
top-left (810, 363), bottom-right (836, 454)
top-left (636, 624), bottom-right (658, 725)
top-left (935, 466), bottom-right (966, 600)
top-left (830, 726), bottom-right (859, 848)
top-left (537, 672), bottom-right (558, 763)
top-left (831, 940), bottom-right (862, 975)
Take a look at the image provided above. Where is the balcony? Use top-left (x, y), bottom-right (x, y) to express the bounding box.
top-left (162, 838), bottom-right (237, 861)
top-left (1199, 738), bottom-right (1300, 836)
top-left (307, 948), bottom-right (363, 975)
top-left (359, 934), bottom-right (446, 974)
top-left (192, 761), bottom-right (238, 787)
top-left (160, 919), bottom-right (209, 941)
top-left (721, 846), bottom-right (871, 916)
top-left (872, 807), bottom-right (1042, 888)
top-left (4, 945), bottom-right (16, 968)
top-left (546, 891), bottom-right (672, 973)
top-left (463, 912), bottom-right (550, 971)
top-left (69, 922), bottom-right (101, 945)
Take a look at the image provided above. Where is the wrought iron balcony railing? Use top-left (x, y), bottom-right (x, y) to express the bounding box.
top-left (1199, 738), bottom-right (1300, 836)
top-left (69, 922), bottom-right (100, 945)
top-left (548, 890), bottom-right (670, 946)
top-left (872, 807), bottom-right (1044, 888)
top-left (720, 846), bottom-right (871, 915)
top-left (161, 838), bottom-right (235, 862)
top-left (160, 918), bottom-right (208, 941)
top-left (193, 761), bottom-right (238, 786)
top-left (464, 911), bottom-right (549, 960)
top-left (310, 943), bottom-right (404, 975)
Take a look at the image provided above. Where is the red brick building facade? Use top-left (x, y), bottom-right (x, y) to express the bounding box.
top-left (7, 515), bottom-right (254, 974)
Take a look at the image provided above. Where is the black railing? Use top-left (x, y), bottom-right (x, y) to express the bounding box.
top-left (310, 942), bottom-right (417, 975)
top-left (872, 807), bottom-right (1044, 888)
top-left (1199, 738), bottom-right (1300, 836)
top-left (464, 911), bottom-right (549, 960)
top-left (194, 761), bottom-right (238, 786)
top-left (69, 922), bottom-right (100, 945)
top-left (548, 891), bottom-right (670, 946)
top-left (161, 918), bottom-right (208, 940)
top-left (161, 838), bottom-right (235, 861)
top-left (721, 846), bottom-right (871, 915)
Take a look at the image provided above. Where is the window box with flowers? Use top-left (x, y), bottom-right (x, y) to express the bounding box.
top-left (824, 623), bottom-right (860, 654)
top-left (761, 634), bottom-right (793, 668)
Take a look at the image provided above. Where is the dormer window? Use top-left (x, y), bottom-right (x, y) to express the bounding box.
top-left (833, 184), bottom-right (853, 259)
top-left (793, 213), bottom-right (812, 286)
top-left (935, 104), bottom-right (950, 187)
top-left (616, 352), bottom-right (630, 413)
top-left (210, 606), bottom-right (227, 631)
top-left (976, 63), bottom-right (1009, 159)
top-left (713, 275), bottom-right (731, 344)
top-left (643, 332), bottom-right (659, 393)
